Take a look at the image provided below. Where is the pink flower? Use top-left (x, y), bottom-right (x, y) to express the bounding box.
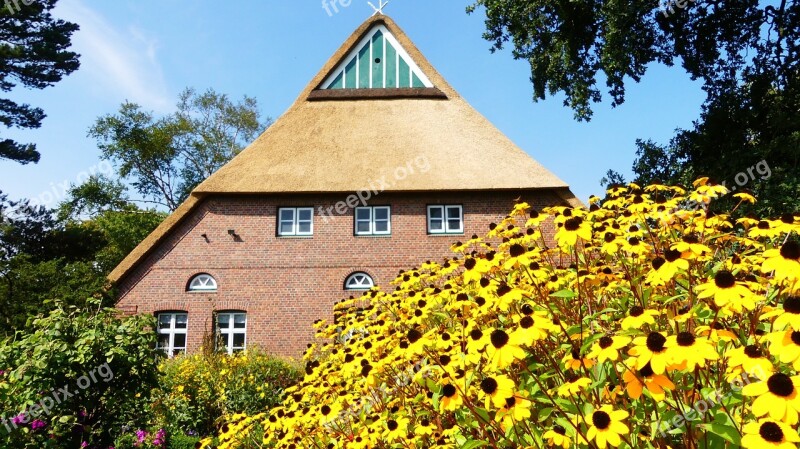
top-left (30, 419), bottom-right (46, 430)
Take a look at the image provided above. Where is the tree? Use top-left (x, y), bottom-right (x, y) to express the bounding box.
top-left (469, 1), bottom-right (799, 214)
top-left (0, 0), bottom-right (80, 164)
top-left (90, 88), bottom-right (269, 211)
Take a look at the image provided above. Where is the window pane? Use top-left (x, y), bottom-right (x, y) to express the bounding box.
top-left (175, 314), bottom-right (188, 328)
top-left (279, 222), bottom-right (295, 235)
top-left (374, 207), bottom-right (389, 220)
top-left (158, 314), bottom-right (172, 329)
top-left (218, 314), bottom-right (231, 329)
top-left (446, 206), bottom-right (462, 219)
top-left (279, 209), bottom-right (294, 222)
top-left (356, 221), bottom-right (371, 233)
top-left (232, 333), bottom-right (245, 348)
top-left (173, 333), bottom-right (186, 349)
top-left (297, 209), bottom-right (312, 221)
top-left (297, 222), bottom-right (312, 234)
top-left (157, 333), bottom-right (170, 348)
top-left (447, 219), bottom-right (462, 231)
top-left (428, 207), bottom-right (443, 219)
top-left (374, 221), bottom-right (389, 233)
top-left (429, 219), bottom-right (444, 232)
top-left (234, 314), bottom-right (246, 329)
top-left (355, 208), bottom-right (371, 220)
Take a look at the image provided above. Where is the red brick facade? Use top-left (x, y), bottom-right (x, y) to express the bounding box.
top-left (116, 190), bottom-right (565, 357)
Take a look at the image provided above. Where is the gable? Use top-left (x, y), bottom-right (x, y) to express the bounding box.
top-left (320, 24), bottom-right (433, 90)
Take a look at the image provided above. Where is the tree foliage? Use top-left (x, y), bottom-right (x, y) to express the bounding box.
top-left (90, 88), bottom-right (269, 211)
top-left (0, 0), bottom-right (80, 164)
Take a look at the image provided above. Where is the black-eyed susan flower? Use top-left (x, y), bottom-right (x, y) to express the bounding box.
top-left (495, 392), bottom-right (532, 431)
top-left (665, 331), bottom-right (719, 370)
top-left (622, 362), bottom-right (675, 401)
top-left (383, 416), bottom-right (410, 441)
top-left (479, 374), bottom-right (516, 409)
top-left (439, 382), bottom-right (463, 412)
top-left (763, 241), bottom-right (800, 283)
top-left (587, 335), bottom-right (631, 363)
top-left (742, 373), bottom-right (800, 424)
top-left (741, 419), bottom-right (800, 448)
top-left (543, 425), bottom-right (572, 449)
top-left (510, 312), bottom-right (552, 345)
top-left (620, 306), bottom-right (659, 330)
top-left (767, 329), bottom-right (800, 370)
top-left (556, 376), bottom-right (592, 397)
top-left (672, 234), bottom-right (712, 259)
top-left (696, 270), bottom-right (755, 311)
top-left (749, 220), bottom-right (785, 239)
top-left (585, 405), bottom-right (629, 449)
top-left (764, 296), bottom-right (800, 331)
top-left (726, 345), bottom-right (774, 382)
top-left (555, 215), bottom-right (592, 248)
top-left (562, 348), bottom-right (595, 371)
top-left (629, 332), bottom-right (671, 374)
top-left (485, 328), bottom-right (526, 371)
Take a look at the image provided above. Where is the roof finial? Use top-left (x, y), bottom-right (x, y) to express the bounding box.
top-left (368, 0), bottom-right (389, 16)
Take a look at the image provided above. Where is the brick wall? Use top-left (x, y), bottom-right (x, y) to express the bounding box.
top-left (116, 190), bottom-right (565, 357)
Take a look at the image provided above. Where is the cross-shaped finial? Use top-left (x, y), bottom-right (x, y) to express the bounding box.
top-left (368, 0), bottom-right (390, 16)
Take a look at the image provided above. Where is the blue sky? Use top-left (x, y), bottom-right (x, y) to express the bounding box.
top-left (0, 0), bottom-right (706, 207)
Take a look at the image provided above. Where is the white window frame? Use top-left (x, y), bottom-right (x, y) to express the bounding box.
top-left (217, 312), bottom-right (247, 355)
top-left (156, 312), bottom-right (188, 358)
top-left (188, 274), bottom-right (217, 292)
top-left (277, 207), bottom-right (314, 236)
top-left (345, 272), bottom-right (374, 291)
top-left (427, 205), bottom-right (464, 234)
top-left (354, 206), bottom-right (391, 236)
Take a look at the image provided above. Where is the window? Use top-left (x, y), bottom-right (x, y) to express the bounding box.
top-left (278, 207), bottom-right (313, 236)
top-left (217, 312), bottom-right (247, 354)
top-left (188, 274), bottom-right (217, 292)
top-left (156, 312), bottom-right (187, 357)
top-left (345, 272), bottom-right (374, 290)
top-left (427, 205), bottom-right (463, 234)
top-left (355, 206), bottom-right (391, 235)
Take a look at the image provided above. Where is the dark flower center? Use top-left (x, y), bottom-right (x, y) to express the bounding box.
top-left (757, 220), bottom-right (771, 230)
top-left (604, 232), bottom-right (616, 243)
top-left (652, 257), bottom-right (666, 270)
top-left (785, 297), bottom-right (800, 314)
top-left (530, 209), bottom-right (539, 219)
top-left (521, 304), bottom-right (534, 315)
top-left (442, 384), bottom-right (457, 398)
top-left (781, 241), bottom-right (800, 260)
top-left (520, 316), bottom-right (534, 329)
top-left (407, 329), bottom-right (422, 344)
top-left (504, 396), bottom-right (516, 408)
top-left (475, 296), bottom-right (486, 307)
top-left (665, 249), bottom-right (682, 262)
top-left (439, 355), bottom-right (451, 366)
top-left (490, 330), bottom-right (509, 349)
top-left (480, 378), bottom-right (498, 394)
top-left (767, 373), bottom-right (795, 397)
top-left (630, 306), bottom-right (644, 317)
top-left (792, 332), bottom-right (800, 346)
top-left (509, 244), bottom-right (526, 257)
top-left (744, 345), bottom-right (763, 358)
top-left (497, 284), bottom-right (511, 296)
top-left (387, 419), bottom-right (398, 431)
top-left (564, 217), bottom-right (583, 231)
top-left (781, 214), bottom-right (795, 224)
top-left (714, 271), bottom-right (736, 289)
top-left (470, 329), bottom-right (483, 341)
top-left (599, 336), bottom-right (614, 349)
top-left (676, 332), bottom-right (696, 347)
top-left (639, 362), bottom-right (654, 378)
top-left (759, 421), bottom-right (784, 442)
top-left (464, 258), bottom-right (476, 270)
top-left (571, 348), bottom-right (580, 359)
top-left (628, 237), bottom-right (640, 246)
top-left (553, 425), bottom-right (566, 435)
top-left (646, 332), bottom-right (667, 352)
top-left (321, 405), bottom-right (331, 415)
top-left (592, 411), bottom-right (611, 430)
top-left (682, 234), bottom-right (700, 244)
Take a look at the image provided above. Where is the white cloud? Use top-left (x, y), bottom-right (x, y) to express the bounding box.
top-left (55, 0), bottom-right (172, 111)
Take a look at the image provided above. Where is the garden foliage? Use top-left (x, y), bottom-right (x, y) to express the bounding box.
top-left (206, 179), bottom-right (799, 448)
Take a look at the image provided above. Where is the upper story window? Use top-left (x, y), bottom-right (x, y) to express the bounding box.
top-left (217, 311), bottom-right (247, 355)
top-left (427, 205), bottom-right (463, 234)
top-left (188, 274), bottom-right (217, 292)
top-left (355, 206), bottom-right (391, 236)
top-left (278, 207), bottom-right (314, 236)
top-left (345, 272), bottom-right (374, 290)
top-left (156, 312), bottom-right (187, 358)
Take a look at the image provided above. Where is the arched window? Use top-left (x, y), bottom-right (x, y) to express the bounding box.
top-left (344, 272), bottom-right (374, 291)
top-left (187, 274), bottom-right (217, 292)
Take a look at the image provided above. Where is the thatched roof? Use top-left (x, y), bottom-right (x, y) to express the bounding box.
top-left (108, 14), bottom-right (581, 285)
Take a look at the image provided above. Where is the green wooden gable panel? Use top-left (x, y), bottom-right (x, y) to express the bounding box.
top-left (321, 25), bottom-right (432, 90)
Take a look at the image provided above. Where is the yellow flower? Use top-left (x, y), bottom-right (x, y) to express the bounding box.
top-left (587, 335), bottom-right (631, 363)
top-left (495, 391), bottom-right (532, 431)
top-left (622, 362), bottom-right (674, 401)
top-left (664, 331), bottom-right (719, 370)
top-left (620, 306), bottom-right (659, 330)
top-left (767, 329), bottom-right (800, 370)
top-left (742, 373), bottom-right (800, 424)
top-left (556, 377), bottom-right (591, 397)
top-left (696, 270), bottom-right (755, 311)
top-left (762, 242), bottom-right (800, 283)
top-left (554, 216), bottom-right (592, 248)
top-left (629, 332), bottom-right (671, 374)
top-left (485, 329), bottom-right (526, 371)
top-left (741, 419), bottom-right (800, 449)
top-left (479, 375), bottom-right (516, 409)
top-left (585, 405), bottom-right (629, 449)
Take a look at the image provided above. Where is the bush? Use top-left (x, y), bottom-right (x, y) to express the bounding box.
top-left (0, 299), bottom-right (159, 448)
top-left (206, 180), bottom-right (800, 448)
top-left (152, 349), bottom-right (301, 438)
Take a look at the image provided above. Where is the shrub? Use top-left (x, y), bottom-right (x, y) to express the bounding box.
top-left (205, 180), bottom-right (800, 448)
top-left (152, 349), bottom-right (301, 437)
top-left (0, 299), bottom-right (159, 448)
